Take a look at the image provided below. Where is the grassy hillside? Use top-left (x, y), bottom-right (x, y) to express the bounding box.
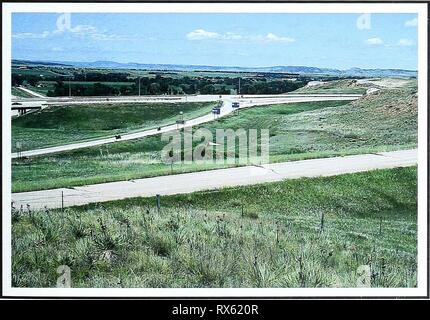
top-left (12, 102), bottom-right (215, 151)
top-left (12, 167), bottom-right (417, 288)
top-left (293, 79), bottom-right (368, 94)
top-left (270, 85), bottom-right (417, 162)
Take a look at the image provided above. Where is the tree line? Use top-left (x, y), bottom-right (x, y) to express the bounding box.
top-left (13, 71), bottom-right (307, 96)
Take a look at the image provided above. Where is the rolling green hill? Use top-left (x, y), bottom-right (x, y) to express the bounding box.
top-left (12, 167), bottom-right (417, 288)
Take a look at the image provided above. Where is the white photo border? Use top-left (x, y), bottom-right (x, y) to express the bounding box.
top-left (2, 1), bottom-right (428, 298)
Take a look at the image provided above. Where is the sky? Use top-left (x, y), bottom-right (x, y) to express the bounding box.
top-left (11, 13), bottom-right (418, 70)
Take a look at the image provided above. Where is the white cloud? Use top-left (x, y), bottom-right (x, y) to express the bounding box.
top-left (223, 32), bottom-right (242, 40)
top-left (91, 33), bottom-right (133, 41)
top-left (186, 29), bottom-right (220, 40)
top-left (50, 24), bottom-right (98, 36)
top-left (397, 39), bottom-right (414, 46)
top-left (405, 18), bottom-right (418, 27)
top-left (13, 24), bottom-right (133, 42)
top-left (57, 24), bottom-right (130, 40)
top-left (186, 29), bottom-right (294, 44)
top-left (12, 31), bottom-right (50, 39)
top-left (366, 37), bottom-right (383, 45)
top-left (263, 32), bottom-right (295, 43)
top-left (69, 25), bottom-right (98, 35)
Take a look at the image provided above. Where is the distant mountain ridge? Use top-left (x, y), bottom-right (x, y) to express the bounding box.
top-left (12, 59), bottom-right (417, 78)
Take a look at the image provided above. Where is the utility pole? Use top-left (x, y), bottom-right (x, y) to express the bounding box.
top-left (138, 77), bottom-right (141, 96)
top-left (238, 77), bottom-right (241, 95)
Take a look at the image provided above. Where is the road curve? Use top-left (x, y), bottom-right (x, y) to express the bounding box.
top-left (12, 94), bottom-right (361, 158)
top-left (11, 149), bottom-right (417, 210)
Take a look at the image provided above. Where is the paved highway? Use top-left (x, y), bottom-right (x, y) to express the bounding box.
top-left (11, 149), bottom-right (416, 210)
top-left (11, 94), bottom-right (361, 158)
top-left (11, 93), bottom-right (362, 105)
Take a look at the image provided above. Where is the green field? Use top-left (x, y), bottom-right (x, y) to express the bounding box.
top-left (12, 167), bottom-right (417, 288)
top-left (11, 87), bottom-right (34, 98)
top-left (12, 67), bottom-right (71, 78)
top-left (24, 82), bottom-right (56, 96)
top-left (12, 102), bottom-right (215, 152)
top-left (24, 85), bottom-right (52, 96)
top-left (12, 84), bottom-right (417, 193)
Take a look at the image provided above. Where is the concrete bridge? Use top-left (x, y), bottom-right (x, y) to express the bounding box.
top-left (11, 104), bottom-right (43, 117)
